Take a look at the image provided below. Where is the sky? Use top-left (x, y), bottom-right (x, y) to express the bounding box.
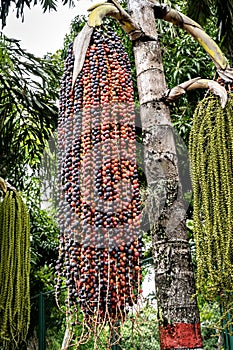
top-left (3, 0), bottom-right (94, 56)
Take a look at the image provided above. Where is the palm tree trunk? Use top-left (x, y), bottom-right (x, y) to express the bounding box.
top-left (127, 1), bottom-right (203, 349)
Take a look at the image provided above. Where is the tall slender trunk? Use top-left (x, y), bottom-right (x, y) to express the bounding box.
top-left (127, 1), bottom-right (203, 349)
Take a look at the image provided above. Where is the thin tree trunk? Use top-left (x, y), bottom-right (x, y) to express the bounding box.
top-left (127, 1), bottom-right (203, 349)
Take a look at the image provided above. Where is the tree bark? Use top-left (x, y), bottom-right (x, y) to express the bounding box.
top-left (61, 328), bottom-right (70, 350)
top-left (127, 1), bottom-right (203, 349)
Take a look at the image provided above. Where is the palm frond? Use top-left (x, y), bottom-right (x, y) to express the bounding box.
top-left (186, 0), bottom-right (212, 25)
top-left (0, 33), bottom-right (61, 187)
top-left (215, 0), bottom-right (233, 59)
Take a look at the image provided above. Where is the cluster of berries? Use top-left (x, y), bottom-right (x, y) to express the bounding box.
top-left (56, 27), bottom-right (143, 325)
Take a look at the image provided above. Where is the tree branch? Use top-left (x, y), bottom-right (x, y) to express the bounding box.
top-left (87, 1), bottom-right (153, 41)
top-left (163, 77), bottom-right (228, 108)
top-left (148, 1), bottom-right (233, 82)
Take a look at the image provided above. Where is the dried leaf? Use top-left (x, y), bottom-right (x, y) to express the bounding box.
top-left (72, 24), bottom-right (94, 88)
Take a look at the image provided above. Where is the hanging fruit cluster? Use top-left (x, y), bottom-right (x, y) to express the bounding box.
top-left (56, 26), bottom-right (143, 342)
top-left (0, 185), bottom-right (30, 349)
top-left (189, 91), bottom-right (233, 331)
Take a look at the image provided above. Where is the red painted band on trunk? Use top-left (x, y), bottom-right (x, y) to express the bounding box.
top-left (159, 322), bottom-right (203, 349)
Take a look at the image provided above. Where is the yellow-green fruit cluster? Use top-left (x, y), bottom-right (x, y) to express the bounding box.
top-left (189, 93), bottom-right (233, 328)
top-left (0, 190), bottom-right (30, 349)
